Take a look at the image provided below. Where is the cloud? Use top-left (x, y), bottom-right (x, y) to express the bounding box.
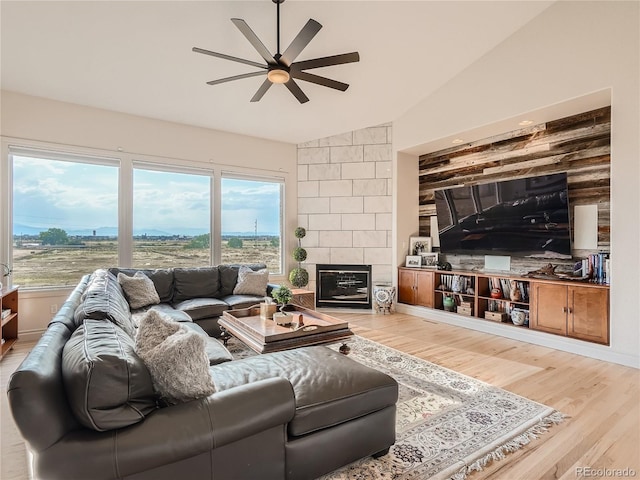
top-left (13, 156), bottom-right (281, 236)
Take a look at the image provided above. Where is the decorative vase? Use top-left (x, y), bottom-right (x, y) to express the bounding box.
top-left (490, 288), bottom-right (502, 299)
top-left (442, 296), bottom-right (456, 312)
top-left (509, 280), bottom-right (522, 302)
top-left (511, 309), bottom-right (527, 326)
top-left (373, 284), bottom-right (395, 314)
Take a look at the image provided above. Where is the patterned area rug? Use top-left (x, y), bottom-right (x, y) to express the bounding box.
top-left (225, 335), bottom-right (564, 480)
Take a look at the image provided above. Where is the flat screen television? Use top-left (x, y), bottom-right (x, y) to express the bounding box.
top-left (434, 173), bottom-right (571, 258)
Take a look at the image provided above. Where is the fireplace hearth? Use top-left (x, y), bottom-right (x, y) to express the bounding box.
top-left (316, 264), bottom-right (372, 309)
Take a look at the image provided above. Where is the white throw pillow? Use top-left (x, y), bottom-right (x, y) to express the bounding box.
top-left (118, 271), bottom-right (160, 310)
top-left (232, 266), bottom-right (269, 296)
top-left (135, 310), bottom-right (215, 405)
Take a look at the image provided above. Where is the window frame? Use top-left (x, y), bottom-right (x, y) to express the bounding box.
top-left (220, 171), bottom-right (285, 275)
top-left (131, 161), bottom-right (214, 268)
top-left (7, 146), bottom-right (121, 289)
top-left (1, 142), bottom-right (287, 290)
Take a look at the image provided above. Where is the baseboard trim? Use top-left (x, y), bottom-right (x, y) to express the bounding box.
top-left (17, 329), bottom-right (46, 343)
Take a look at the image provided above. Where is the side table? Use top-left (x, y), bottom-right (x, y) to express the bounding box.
top-left (291, 288), bottom-right (315, 310)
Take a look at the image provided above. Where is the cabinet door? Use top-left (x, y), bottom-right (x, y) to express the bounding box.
top-left (568, 286), bottom-right (609, 344)
top-left (415, 271), bottom-right (434, 308)
top-left (530, 283), bottom-right (568, 335)
top-left (398, 270), bottom-right (416, 305)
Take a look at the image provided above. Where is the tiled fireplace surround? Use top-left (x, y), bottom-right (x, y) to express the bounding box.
top-left (297, 123), bottom-right (393, 297)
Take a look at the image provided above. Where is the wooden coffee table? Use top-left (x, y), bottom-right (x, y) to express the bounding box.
top-left (219, 305), bottom-right (353, 354)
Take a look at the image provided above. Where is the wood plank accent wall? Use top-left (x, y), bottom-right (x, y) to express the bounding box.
top-left (418, 106), bottom-right (610, 272)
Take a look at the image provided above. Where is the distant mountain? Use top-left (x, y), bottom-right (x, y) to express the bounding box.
top-left (13, 223), bottom-right (42, 236)
top-left (13, 224), bottom-right (278, 238)
top-left (222, 231), bottom-right (280, 237)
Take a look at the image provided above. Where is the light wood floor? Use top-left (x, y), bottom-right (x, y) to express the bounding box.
top-left (1, 311), bottom-right (638, 479)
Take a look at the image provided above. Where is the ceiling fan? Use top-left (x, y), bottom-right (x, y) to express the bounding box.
top-left (193, 0), bottom-right (359, 104)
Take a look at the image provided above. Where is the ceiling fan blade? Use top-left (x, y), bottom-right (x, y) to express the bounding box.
top-left (192, 47), bottom-right (267, 70)
top-left (292, 52), bottom-right (360, 71)
top-left (207, 71), bottom-right (266, 86)
top-left (231, 18), bottom-right (277, 66)
top-left (280, 19), bottom-right (322, 67)
top-left (250, 79), bottom-right (273, 102)
top-left (291, 71), bottom-right (349, 91)
top-left (284, 78), bottom-right (310, 104)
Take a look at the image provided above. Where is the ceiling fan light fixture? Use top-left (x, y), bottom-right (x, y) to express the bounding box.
top-left (267, 68), bottom-right (290, 84)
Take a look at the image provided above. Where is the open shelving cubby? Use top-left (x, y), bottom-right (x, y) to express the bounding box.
top-left (433, 272), bottom-right (476, 316)
top-left (476, 274), bottom-right (530, 326)
top-left (1, 286), bottom-right (19, 360)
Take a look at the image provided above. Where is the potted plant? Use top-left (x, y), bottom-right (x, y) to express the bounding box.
top-left (271, 285), bottom-right (293, 324)
top-left (289, 227), bottom-right (309, 288)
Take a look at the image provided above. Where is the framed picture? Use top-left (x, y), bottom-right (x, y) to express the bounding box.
top-left (420, 252), bottom-right (439, 268)
top-left (405, 255), bottom-right (422, 268)
top-left (409, 236), bottom-right (432, 256)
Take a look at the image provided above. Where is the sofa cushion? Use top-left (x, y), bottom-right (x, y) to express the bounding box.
top-left (74, 269), bottom-right (135, 338)
top-left (218, 265), bottom-right (239, 296)
top-left (136, 310), bottom-right (216, 405)
top-left (233, 266), bottom-right (269, 296)
top-left (117, 271), bottom-right (160, 309)
top-left (218, 263), bottom-right (267, 296)
top-left (173, 267), bottom-right (220, 302)
top-left (62, 319), bottom-right (157, 431)
top-left (182, 322), bottom-right (233, 365)
top-left (211, 346), bottom-right (398, 437)
top-left (173, 297), bottom-right (230, 320)
top-left (110, 268), bottom-right (175, 303)
top-left (131, 303), bottom-right (193, 328)
top-left (221, 294), bottom-right (267, 310)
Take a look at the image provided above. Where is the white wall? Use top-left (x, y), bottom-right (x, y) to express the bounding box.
top-left (0, 91), bottom-right (297, 337)
top-left (393, 1), bottom-right (639, 367)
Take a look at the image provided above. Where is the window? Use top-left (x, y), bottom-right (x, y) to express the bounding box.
top-left (220, 176), bottom-right (283, 273)
top-left (133, 165), bottom-right (211, 269)
top-left (7, 146), bottom-right (285, 289)
top-left (11, 152), bottom-right (119, 288)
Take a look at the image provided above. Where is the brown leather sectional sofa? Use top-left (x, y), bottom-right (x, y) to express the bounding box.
top-left (7, 265), bottom-right (398, 479)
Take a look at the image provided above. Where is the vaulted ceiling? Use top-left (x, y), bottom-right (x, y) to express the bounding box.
top-left (1, 1), bottom-right (553, 144)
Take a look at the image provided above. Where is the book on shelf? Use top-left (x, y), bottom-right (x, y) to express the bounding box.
top-left (576, 252), bottom-right (610, 284)
top-left (1, 308), bottom-right (11, 320)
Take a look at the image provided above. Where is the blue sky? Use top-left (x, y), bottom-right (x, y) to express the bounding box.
top-left (12, 156), bottom-right (281, 236)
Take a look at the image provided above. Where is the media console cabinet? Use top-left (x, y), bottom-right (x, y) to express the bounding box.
top-left (398, 267), bottom-right (609, 345)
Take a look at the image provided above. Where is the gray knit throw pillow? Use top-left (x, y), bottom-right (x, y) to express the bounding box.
top-left (118, 271), bottom-right (160, 310)
top-left (233, 266), bottom-right (269, 296)
top-left (135, 310), bottom-right (215, 405)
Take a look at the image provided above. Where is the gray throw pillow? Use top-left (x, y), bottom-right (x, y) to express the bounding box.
top-left (135, 310), bottom-right (215, 405)
top-left (118, 271), bottom-right (161, 310)
top-left (232, 266), bottom-right (269, 296)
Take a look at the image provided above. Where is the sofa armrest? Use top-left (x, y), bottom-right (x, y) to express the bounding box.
top-left (267, 283), bottom-right (280, 297)
top-left (208, 376), bottom-right (294, 446)
top-left (35, 377), bottom-right (295, 480)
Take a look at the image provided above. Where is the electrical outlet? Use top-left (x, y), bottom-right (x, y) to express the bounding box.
top-left (50, 304), bottom-right (58, 314)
